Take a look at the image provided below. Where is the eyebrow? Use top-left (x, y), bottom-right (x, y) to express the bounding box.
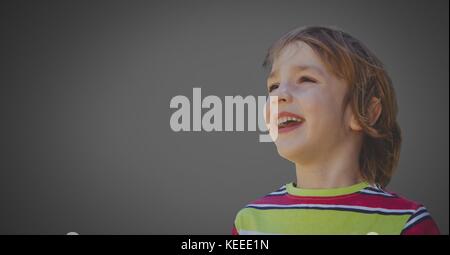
top-left (268, 65), bottom-right (325, 80)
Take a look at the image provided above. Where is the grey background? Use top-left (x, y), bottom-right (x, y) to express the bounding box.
top-left (0, 0), bottom-right (448, 234)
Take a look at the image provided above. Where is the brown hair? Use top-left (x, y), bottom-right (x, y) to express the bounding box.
top-left (263, 26), bottom-right (401, 187)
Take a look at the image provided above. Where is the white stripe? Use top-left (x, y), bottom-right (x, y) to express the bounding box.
top-left (377, 186), bottom-right (389, 194)
top-left (247, 203), bottom-right (416, 214)
top-left (375, 184), bottom-right (388, 193)
top-left (366, 188), bottom-right (396, 197)
top-left (403, 211), bottom-right (430, 230)
top-left (268, 191), bottom-right (287, 195)
top-left (359, 189), bottom-right (394, 197)
top-left (276, 185), bottom-right (286, 191)
top-left (404, 206), bottom-right (427, 223)
top-left (238, 229), bottom-right (282, 235)
top-left (414, 206), bottom-right (427, 214)
top-left (366, 186), bottom-right (390, 194)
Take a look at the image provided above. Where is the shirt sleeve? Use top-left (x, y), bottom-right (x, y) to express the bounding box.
top-left (400, 205), bottom-right (440, 235)
top-left (231, 224), bottom-right (239, 235)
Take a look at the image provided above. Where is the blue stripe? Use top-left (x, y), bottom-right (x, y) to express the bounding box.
top-left (401, 215), bottom-right (432, 234)
top-left (362, 187), bottom-right (396, 196)
top-left (357, 191), bottom-right (397, 198)
top-left (276, 187), bottom-right (286, 192)
top-left (246, 205), bottom-right (414, 216)
top-left (265, 192), bottom-right (287, 197)
top-left (406, 207), bottom-right (428, 223)
top-left (363, 187), bottom-right (387, 193)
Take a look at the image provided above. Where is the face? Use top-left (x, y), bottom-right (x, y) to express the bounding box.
top-left (266, 41), bottom-right (357, 164)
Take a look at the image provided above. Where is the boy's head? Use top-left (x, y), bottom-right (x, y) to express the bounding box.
top-left (264, 26), bottom-right (401, 187)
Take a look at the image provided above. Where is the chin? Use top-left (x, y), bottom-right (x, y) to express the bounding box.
top-left (275, 143), bottom-right (307, 163)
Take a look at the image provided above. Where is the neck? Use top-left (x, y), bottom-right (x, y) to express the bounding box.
top-left (294, 141), bottom-right (363, 189)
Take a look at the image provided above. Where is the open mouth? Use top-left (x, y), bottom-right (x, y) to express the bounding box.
top-left (277, 112), bottom-right (304, 134)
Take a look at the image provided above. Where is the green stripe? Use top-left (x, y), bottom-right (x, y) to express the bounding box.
top-left (286, 181), bottom-right (370, 197)
top-left (235, 207), bottom-right (409, 235)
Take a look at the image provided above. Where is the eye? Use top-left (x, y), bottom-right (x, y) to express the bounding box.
top-left (298, 76), bottom-right (317, 84)
top-left (268, 83), bottom-right (279, 92)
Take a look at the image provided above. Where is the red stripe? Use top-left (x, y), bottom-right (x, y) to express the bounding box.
top-left (250, 193), bottom-right (420, 210)
top-left (401, 218), bottom-right (441, 235)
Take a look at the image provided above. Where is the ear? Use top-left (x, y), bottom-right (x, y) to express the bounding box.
top-left (349, 97), bottom-right (382, 131)
top-left (349, 109), bottom-right (363, 131)
top-left (367, 97), bottom-right (382, 126)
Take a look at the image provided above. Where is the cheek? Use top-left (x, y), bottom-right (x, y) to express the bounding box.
top-left (301, 91), bottom-right (342, 129)
top-left (300, 90), bottom-right (328, 117)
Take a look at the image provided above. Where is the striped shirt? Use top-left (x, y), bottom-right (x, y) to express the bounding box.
top-left (232, 182), bottom-right (440, 235)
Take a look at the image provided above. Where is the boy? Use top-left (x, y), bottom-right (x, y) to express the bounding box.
top-left (232, 26), bottom-right (440, 235)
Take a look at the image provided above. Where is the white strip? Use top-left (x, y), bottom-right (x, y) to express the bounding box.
top-left (374, 184), bottom-right (388, 193)
top-left (368, 188), bottom-right (397, 197)
top-left (276, 185), bottom-right (286, 191)
top-left (414, 206), bottom-right (427, 214)
top-left (247, 203), bottom-right (416, 214)
top-left (377, 186), bottom-right (389, 194)
top-left (359, 189), bottom-right (394, 197)
top-left (403, 211), bottom-right (430, 230)
top-left (366, 186), bottom-right (390, 194)
top-left (268, 191), bottom-right (287, 195)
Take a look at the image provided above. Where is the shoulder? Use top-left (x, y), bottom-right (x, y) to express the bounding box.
top-left (358, 185), bottom-right (422, 209)
top-left (366, 185), bottom-right (429, 210)
top-left (232, 184), bottom-right (288, 235)
top-left (367, 185), bottom-right (440, 235)
top-left (245, 184), bottom-right (289, 207)
top-left (233, 184), bottom-right (287, 220)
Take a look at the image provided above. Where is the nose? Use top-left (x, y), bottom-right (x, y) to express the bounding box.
top-left (273, 84), bottom-right (293, 104)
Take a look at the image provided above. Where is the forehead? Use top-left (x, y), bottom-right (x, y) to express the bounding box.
top-left (269, 41), bottom-right (327, 78)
